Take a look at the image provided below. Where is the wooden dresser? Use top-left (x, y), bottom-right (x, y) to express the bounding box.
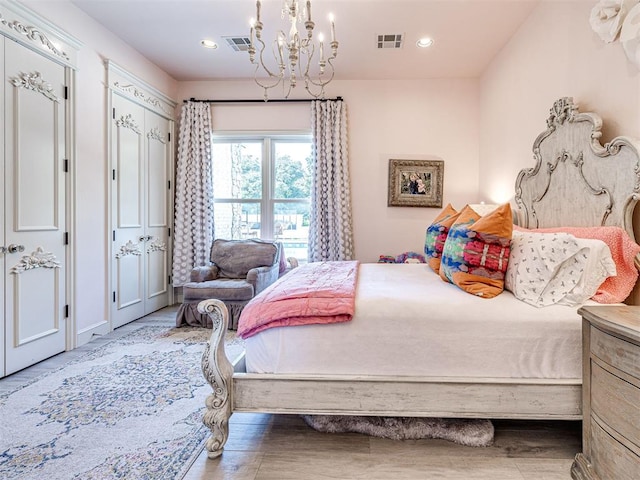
top-left (571, 306), bottom-right (640, 480)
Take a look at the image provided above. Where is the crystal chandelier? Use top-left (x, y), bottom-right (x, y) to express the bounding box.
top-left (248, 0), bottom-right (338, 100)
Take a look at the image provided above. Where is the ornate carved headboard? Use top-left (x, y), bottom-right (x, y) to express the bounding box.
top-left (515, 97), bottom-right (640, 244)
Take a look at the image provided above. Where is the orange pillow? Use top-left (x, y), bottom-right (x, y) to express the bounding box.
top-left (424, 204), bottom-right (460, 273)
top-left (439, 204), bottom-right (513, 298)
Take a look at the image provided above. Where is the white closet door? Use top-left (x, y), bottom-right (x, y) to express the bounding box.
top-left (4, 40), bottom-right (67, 375)
top-left (143, 109), bottom-right (170, 313)
top-left (111, 94), bottom-right (145, 328)
top-left (0, 35), bottom-right (5, 377)
top-left (111, 96), bottom-right (170, 328)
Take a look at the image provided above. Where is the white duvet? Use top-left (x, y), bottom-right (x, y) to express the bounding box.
top-left (245, 263), bottom-right (584, 380)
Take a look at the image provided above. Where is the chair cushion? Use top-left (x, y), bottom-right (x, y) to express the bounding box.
top-left (183, 279), bottom-right (255, 301)
top-left (211, 239), bottom-right (278, 278)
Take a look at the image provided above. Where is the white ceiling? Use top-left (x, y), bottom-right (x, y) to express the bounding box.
top-left (70, 0), bottom-right (540, 81)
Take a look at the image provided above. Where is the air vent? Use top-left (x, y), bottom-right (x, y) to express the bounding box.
top-left (377, 34), bottom-right (404, 49)
top-left (223, 36), bottom-right (252, 52)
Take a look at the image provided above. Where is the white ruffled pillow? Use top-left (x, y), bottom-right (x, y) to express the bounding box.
top-left (505, 231), bottom-right (615, 307)
top-left (563, 237), bottom-right (616, 305)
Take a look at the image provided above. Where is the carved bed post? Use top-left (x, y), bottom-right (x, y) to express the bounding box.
top-left (198, 299), bottom-right (234, 458)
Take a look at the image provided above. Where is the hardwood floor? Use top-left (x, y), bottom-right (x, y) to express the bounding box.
top-left (185, 414), bottom-right (579, 480)
top-left (2, 306), bottom-right (580, 479)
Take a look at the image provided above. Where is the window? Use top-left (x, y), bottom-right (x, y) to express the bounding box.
top-left (212, 134), bottom-right (312, 263)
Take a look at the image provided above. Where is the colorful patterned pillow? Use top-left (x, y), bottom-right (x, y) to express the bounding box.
top-left (396, 251), bottom-right (426, 263)
top-left (439, 203), bottom-right (513, 298)
top-left (424, 204), bottom-right (460, 273)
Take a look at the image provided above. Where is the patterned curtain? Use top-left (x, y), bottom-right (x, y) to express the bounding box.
top-left (172, 102), bottom-right (214, 286)
top-left (308, 99), bottom-right (354, 262)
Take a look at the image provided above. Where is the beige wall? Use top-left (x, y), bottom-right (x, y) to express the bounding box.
top-left (479, 0), bottom-right (640, 205)
top-left (21, 1), bottom-right (178, 339)
top-left (177, 78), bottom-right (480, 262)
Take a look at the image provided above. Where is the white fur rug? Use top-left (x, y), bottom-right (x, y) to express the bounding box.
top-left (301, 415), bottom-right (494, 447)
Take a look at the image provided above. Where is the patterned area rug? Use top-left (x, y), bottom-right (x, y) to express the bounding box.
top-left (0, 326), bottom-right (244, 480)
top-left (302, 415), bottom-right (494, 447)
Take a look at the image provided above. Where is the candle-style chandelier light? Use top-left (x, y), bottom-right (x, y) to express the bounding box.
top-left (248, 0), bottom-right (338, 100)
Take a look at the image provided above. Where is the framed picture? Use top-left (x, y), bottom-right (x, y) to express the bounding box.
top-left (387, 159), bottom-right (444, 208)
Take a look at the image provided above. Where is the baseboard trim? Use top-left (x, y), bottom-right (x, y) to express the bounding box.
top-left (76, 321), bottom-right (110, 347)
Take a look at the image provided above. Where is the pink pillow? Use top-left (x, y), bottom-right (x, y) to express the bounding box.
top-left (513, 225), bottom-right (640, 303)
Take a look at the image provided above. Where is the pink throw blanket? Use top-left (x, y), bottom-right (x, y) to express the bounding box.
top-left (237, 261), bottom-right (359, 339)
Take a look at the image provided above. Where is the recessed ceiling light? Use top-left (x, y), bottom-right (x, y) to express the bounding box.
top-left (201, 39), bottom-right (218, 49)
top-left (416, 37), bottom-right (434, 48)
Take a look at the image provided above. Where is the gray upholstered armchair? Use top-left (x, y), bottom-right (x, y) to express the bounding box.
top-left (176, 238), bottom-right (282, 329)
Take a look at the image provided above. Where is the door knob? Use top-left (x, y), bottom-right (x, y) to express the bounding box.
top-left (0, 246), bottom-right (5, 254)
top-left (7, 244), bottom-right (25, 253)
top-left (139, 236), bottom-right (146, 242)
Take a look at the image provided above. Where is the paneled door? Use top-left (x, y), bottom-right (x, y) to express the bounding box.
top-left (3, 40), bottom-right (68, 375)
top-left (0, 35), bottom-right (5, 376)
top-left (111, 94), bottom-right (170, 328)
top-left (143, 109), bottom-right (171, 314)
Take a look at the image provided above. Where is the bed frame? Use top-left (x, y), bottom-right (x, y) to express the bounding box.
top-left (198, 97), bottom-right (640, 458)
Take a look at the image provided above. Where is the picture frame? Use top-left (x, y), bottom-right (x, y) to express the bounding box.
top-left (387, 159), bottom-right (444, 208)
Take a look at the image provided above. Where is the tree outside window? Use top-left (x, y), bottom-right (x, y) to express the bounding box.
top-left (212, 135), bottom-right (311, 262)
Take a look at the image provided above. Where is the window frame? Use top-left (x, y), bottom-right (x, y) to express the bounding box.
top-left (211, 131), bottom-right (312, 240)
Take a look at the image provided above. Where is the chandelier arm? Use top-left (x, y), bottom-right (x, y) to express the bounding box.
top-left (255, 35), bottom-right (285, 80)
top-left (304, 57), bottom-right (335, 88)
top-left (303, 56), bottom-right (337, 98)
top-left (292, 30), bottom-right (331, 98)
top-left (303, 83), bottom-right (324, 99)
top-left (298, 40), bottom-right (315, 79)
top-left (281, 78), bottom-right (294, 99)
top-left (252, 55), bottom-right (297, 101)
top-left (252, 32), bottom-right (288, 101)
top-left (252, 62), bottom-right (282, 90)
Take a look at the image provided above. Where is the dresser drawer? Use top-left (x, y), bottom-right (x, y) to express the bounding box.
top-left (573, 307), bottom-right (640, 480)
top-left (591, 326), bottom-right (640, 379)
top-left (591, 418), bottom-right (640, 480)
top-left (591, 361), bottom-right (640, 449)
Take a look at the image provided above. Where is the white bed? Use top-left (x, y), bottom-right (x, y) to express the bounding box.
top-left (246, 263), bottom-right (583, 379)
top-left (198, 97), bottom-right (640, 459)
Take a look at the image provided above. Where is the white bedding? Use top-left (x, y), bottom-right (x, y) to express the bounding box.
top-left (245, 263), bottom-right (586, 380)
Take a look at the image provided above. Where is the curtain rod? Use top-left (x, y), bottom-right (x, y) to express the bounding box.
top-left (184, 96), bottom-right (343, 104)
